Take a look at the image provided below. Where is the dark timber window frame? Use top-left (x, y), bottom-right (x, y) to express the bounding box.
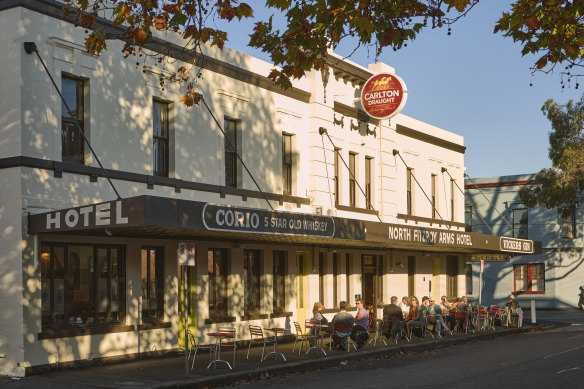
top-left (282, 133), bottom-right (293, 195)
top-left (141, 247), bottom-right (165, 322)
top-left (224, 117), bottom-right (239, 187)
top-left (153, 99), bottom-right (170, 177)
top-left (512, 207), bottom-right (528, 239)
top-left (61, 75), bottom-right (85, 164)
top-left (365, 156), bottom-right (373, 209)
top-left (349, 152), bottom-right (357, 207)
top-left (273, 250), bottom-right (287, 313)
top-left (208, 248), bottom-right (229, 318)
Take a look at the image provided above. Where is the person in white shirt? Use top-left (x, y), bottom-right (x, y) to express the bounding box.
top-left (398, 296), bottom-right (410, 317)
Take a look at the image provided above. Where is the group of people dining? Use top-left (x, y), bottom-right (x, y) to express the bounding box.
top-left (309, 293), bottom-right (519, 350)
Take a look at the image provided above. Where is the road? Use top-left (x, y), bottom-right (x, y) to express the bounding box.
top-left (242, 322), bottom-right (584, 388)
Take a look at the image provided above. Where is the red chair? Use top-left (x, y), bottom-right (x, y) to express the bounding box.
top-left (217, 327), bottom-right (237, 368)
top-left (329, 322), bottom-right (356, 352)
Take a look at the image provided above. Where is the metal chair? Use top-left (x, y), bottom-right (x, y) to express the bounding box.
top-left (329, 321), bottom-right (356, 352)
top-left (292, 321), bottom-right (313, 354)
top-left (218, 327), bottom-right (237, 368)
top-left (187, 330), bottom-right (216, 369)
top-left (247, 325), bottom-right (276, 361)
top-left (367, 318), bottom-right (387, 347)
top-left (305, 319), bottom-right (326, 354)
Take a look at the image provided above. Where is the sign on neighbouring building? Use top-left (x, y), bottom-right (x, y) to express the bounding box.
top-left (360, 72), bottom-right (408, 119)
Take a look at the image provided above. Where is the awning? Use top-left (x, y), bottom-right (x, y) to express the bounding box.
top-left (27, 195), bottom-right (541, 257)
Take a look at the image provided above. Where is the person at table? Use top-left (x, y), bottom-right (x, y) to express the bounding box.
top-left (399, 296), bottom-right (410, 318)
top-left (382, 296), bottom-right (403, 341)
top-left (406, 296), bottom-right (426, 338)
top-left (427, 297), bottom-right (451, 337)
top-left (351, 298), bottom-right (369, 348)
top-left (440, 296), bottom-right (451, 311)
top-left (309, 302), bottom-right (329, 346)
top-left (331, 301), bottom-right (354, 350)
top-left (311, 301), bottom-right (329, 329)
top-left (455, 296), bottom-right (474, 331)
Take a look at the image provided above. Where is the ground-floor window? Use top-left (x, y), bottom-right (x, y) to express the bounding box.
top-left (141, 247), bottom-right (164, 322)
top-left (41, 243), bottom-right (125, 329)
top-left (465, 264), bottom-right (473, 295)
top-left (446, 255), bottom-right (458, 298)
top-left (273, 250), bottom-right (287, 313)
top-left (244, 249), bottom-right (262, 315)
top-left (514, 263), bottom-right (545, 294)
top-left (208, 248), bottom-right (229, 317)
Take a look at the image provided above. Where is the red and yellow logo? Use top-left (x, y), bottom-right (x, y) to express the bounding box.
top-left (360, 73), bottom-right (408, 120)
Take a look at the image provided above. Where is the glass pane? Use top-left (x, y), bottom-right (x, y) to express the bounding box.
top-left (41, 247), bottom-right (51, 326)
top-left (149, 249), bottom-right (158, 318)
top-left (97, 248), bottom-right (109, 318)
top-left (110, 249), bottom-right (120, 319)
top-left (244, 250), bottom-right (260, 314)
top-left (141, 249), bottom-right (148, 317)
top-left (67, 246), bottom-right (94, 325)
top-left (61, 77), bottom-right (79, 118)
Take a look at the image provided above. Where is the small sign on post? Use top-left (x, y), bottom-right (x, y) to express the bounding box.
top-left (178, 242), bottom-right (196, 267)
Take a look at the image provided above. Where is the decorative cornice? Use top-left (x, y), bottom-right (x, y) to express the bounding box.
top-left (396, 124), bottom-right (466, 154)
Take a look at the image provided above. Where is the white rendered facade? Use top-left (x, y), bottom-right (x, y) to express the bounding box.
top-left (0, 0), bottom-right (532, 376)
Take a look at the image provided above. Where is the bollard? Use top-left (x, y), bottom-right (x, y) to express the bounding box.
top-left (531, 299), bottom-right (536, 324)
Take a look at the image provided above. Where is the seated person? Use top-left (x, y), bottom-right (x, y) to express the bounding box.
top-left (504, 293), bottom-right (523, 327)
top-left (331, 301), bottom-right (354, 350)
top-left (351, 298), bottom-right (369, 348)
top-left (399, 296), bottom-right (410, 318)
top-left (406, 296), bottom-right (426, 338)
top-left (309, 302), bottom-right (329, 345)
top-left (426, 297), bottom-right (451, 337)
top-left (382, 296), bottom-right (404, 340)
top-left (455, 296), bottom-right (474, 331)
top-left (440, 295), bottom-right (451, 311)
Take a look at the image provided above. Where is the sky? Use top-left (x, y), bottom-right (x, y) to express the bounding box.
top-left (215, 1), bottom-right (582, 179)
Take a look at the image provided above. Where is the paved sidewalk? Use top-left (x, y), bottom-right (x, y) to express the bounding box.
top-left (1, 318), bottom-right (551, 389)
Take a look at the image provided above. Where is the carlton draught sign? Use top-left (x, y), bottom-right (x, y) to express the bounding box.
top-left (360, 73), bottom-right (408, 119)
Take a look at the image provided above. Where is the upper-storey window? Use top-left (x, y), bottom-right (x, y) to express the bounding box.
top-left (512, 207), bottom-right (528, 239)
top-left (61, 75), bottom-right (85, 164)
top-left (407, 168), bottom-right (414, 215)
top-left (365, 156), bottom-right (373, 208)
top-left (153, 99), bottom-right (169, 177)
top-left (561, 210), bottom-right (576, 239)
top-left (224, 118), bottom-right (239, 187)
top-left (431, 173), bottom-right (438, 218)
top-left (349, 152), bottom-right (356, 207)
top-left (465, 205), bottom-right (473, 232)
top-left (334, 148), bottom-right (341, 205)
top-left (282, 133), bottom-right (293, 195)
top-left (450, 179), bottom-right (456, 221)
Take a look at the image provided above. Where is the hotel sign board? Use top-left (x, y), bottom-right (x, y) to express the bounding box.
top-left (360, 72), bottom-right (408, 120)
top-left (202, 204), bottom-right (335, 237)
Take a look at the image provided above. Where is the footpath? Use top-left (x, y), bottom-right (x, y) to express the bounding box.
top-left (0, 310), bottom-right (578, 389)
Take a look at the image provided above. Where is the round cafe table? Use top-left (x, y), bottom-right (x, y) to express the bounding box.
top-left (206, 332), bottom-right (235, 369)
top-left (263, 328), bottom-right (287, 361)
top-left (304, 322), bottom-right (328, 355)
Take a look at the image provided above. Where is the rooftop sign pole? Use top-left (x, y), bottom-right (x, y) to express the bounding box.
top-left (360, 73), bottom-right (408, 120)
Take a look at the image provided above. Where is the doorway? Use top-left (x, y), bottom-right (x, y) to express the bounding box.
top-left (362, 254), bottom-right (382, 318)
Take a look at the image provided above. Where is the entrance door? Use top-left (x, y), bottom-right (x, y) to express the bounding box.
top-left (296, 252), bottom-right (308, 325)
top-left (362, 255), bottom-right (382, 318)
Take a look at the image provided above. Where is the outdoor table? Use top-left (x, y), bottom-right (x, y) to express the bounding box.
top-left (304, 322), bottom-right (328, 355)
top-left (263, 328), bottom-right (287, 361)
top-left (368, 319), bottom-right (388, 346)
top-left (206, 332), bottom-right (235, 369)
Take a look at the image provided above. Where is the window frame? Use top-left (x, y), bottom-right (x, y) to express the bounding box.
top-left (513, 263), bottom-right (545, 294)
top-left (334, 148), bottom-right (341, 205)
top-left (348, 152), bottom-right (357, 207)
top-left (61, 75), bottom-right (85, 164)
top-left (561, 210), bottom-right (576, 239)
top-left (282, 133), bottom-right (293, 195)
top-left (152, 99), bottom-right (170, 177)
top-left (431, 173), bottom-right (438, 219)
top-left (243, 249), bottom-right (262, 315)
top-left (141, 247), bottom-right (165, 322)
top-left (365, 156), bottom-right (373, 209)
top-left (512, 207), bottom-right (528, 239)
top-left (208, 248), bottom-right (229, 318)
top-left (465, 205), bottom-right (473, 232)
top-left (273, 250), bottom-right (287, 313)
top-left (41, 242), bottom-right (126, 331)
top-left (465, 263), bottom-right (473, 295)
top-left (450, 178), bottom-right (456, 222)
top-left (224, 117), bottom-right (239, 187)
top-left (407, 168), bottom-right (414, 215)
top-left (319, 252), bottom-right (325, 304)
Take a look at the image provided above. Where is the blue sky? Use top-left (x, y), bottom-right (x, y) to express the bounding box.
top-left (216, 1), bottom-right (582, 178)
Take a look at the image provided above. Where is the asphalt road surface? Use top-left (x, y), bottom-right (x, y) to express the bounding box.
top-left (240, 323), bottom-right (584, 388)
